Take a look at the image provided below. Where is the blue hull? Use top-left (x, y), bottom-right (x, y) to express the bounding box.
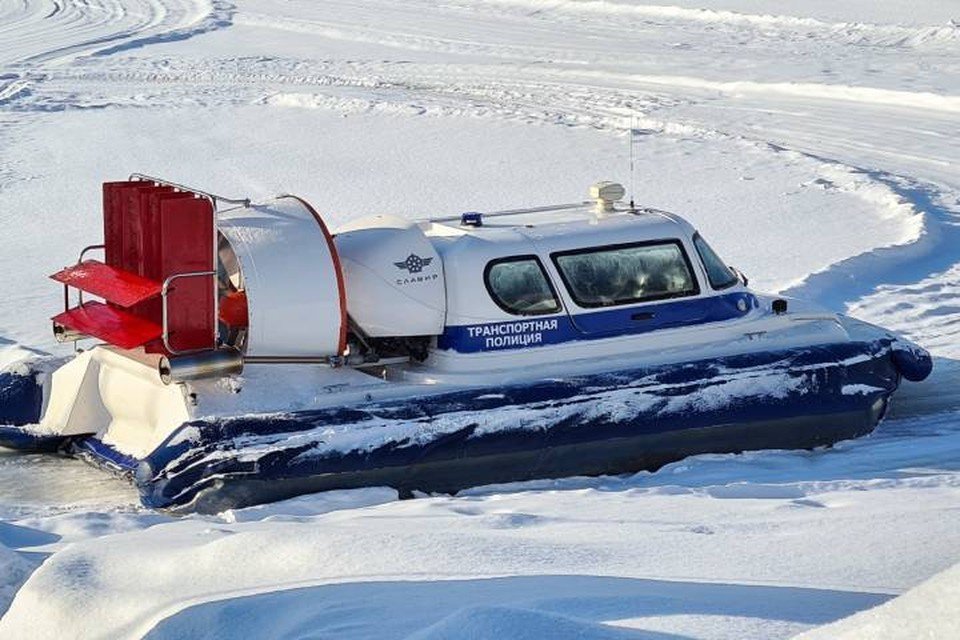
top-left (132, 339), bottom-right (911, 513)
top-left (0, 365), bottom-right (65, 452)
top-left (0, 337), bottom-right (931, 513)
top-left (0, 368), bottom-right (44, 426)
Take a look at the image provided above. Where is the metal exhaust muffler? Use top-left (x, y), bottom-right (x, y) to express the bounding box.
top-left (159, 348), bottom-right (244, 385)
top-left (53, 322), bottom-right (87, 343)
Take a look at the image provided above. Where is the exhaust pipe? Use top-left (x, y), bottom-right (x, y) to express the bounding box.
top-left (159, 348), bottom-right (244, 385)
top-left (53, 322), bottom-right (87, 343)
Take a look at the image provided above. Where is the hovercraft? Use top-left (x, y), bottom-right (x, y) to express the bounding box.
top-left (0, 176), bottom-right (932, 512)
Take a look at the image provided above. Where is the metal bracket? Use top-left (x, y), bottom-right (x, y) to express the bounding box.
top-left (79, 244), bottom-right (105, 262)
top-left (161, 270), bottom-right (217, 356)
top-left (74, 244), bottom-right (105, 307)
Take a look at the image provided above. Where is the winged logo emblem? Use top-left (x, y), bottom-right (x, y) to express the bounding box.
top-left (394, 254), bottom-right (433, 274)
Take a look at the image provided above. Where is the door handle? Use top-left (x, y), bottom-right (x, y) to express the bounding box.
top-left (631, 312), bottom-right (655, 321)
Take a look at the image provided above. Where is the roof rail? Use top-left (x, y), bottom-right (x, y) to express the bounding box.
top-left (424, 201), bottom-right (592, 224)
top-left (129, 173), bottom-right (251, 210)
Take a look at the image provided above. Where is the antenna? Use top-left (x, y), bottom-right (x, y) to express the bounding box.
top-left (629, 118), bottom-right (636, 211)
top-left (629, 121), bottom-right (659, 212)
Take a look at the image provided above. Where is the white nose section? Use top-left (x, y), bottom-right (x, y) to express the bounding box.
top-left (39, 348), bottom-right (191, 459)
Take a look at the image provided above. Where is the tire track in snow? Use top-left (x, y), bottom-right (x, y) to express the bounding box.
top-left (0, 0), bottom-right (235, 187)
top-left (233, 11), bottom-right (593, 65)
top-left (0, 0), bottom-right (233, 68)
top-left (478, 0), bottom-right (960, 50)
top-left (0, 0), bottom-right (152, 66)
top-left (8, 52), bottom-right (945, 303)
top-left (780, 168), bottom-right (959, 316)
top-left (240, 0), bottom-right (960, 59)
top-left (0, 59), bottom-right (392, 112)
top-left (90, 0), bottom-right (235, 57)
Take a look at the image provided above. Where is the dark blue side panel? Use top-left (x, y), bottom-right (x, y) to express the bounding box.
top-left (0, 425), bottom-right (66, 452)
top-left (570, 291), bottom-right (757, 336)
top-left (438, 292), bottom-right (757, 353)
top-left (0, 369), bottom-right (44, 426)
top-left (0, 366), bottom-right (64, 452)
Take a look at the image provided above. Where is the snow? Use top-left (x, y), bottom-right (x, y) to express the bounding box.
top-left (796, 562), bottom-right (960, 640)
top-left (2, 413), bottom-right (958, 639)
top-left (0, 542), bottom-right (33, 613)
top-left (1, 0), bottom-right (959, 638)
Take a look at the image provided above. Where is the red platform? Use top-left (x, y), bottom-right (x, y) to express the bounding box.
top-left (50, 260), bottom-right (161, 308)
top-left (52, 302), bottom-right (162, 350)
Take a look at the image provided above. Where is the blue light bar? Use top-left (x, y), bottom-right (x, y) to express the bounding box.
top-left (460, 212), bottom-right (483, 227)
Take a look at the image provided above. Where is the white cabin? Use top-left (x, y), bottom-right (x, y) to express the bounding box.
top-left (333, 183), bottom-right (757, 368)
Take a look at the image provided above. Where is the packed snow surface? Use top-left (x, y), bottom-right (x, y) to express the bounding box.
top-left (1, 0), bottom-right (959, 638)
top-left (796, 561), bottom-right (960, 640)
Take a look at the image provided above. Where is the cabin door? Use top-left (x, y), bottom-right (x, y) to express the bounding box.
top-left (550, 240), bottom-right (707, 338)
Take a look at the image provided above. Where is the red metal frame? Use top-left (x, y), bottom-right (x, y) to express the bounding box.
top-left (55, 181), bottom-right (216, 355)
top-left (137, 190), bottom-right (198, 326)
top-left (153, 195), bottom-right (215, 353)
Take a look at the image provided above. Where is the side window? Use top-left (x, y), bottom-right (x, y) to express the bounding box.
top-left (693, 233), bottom-right (738, 290)
top-left (552, 241), bottom-right (699, 308)
top-left (484, 256), bottom-right (561, 316)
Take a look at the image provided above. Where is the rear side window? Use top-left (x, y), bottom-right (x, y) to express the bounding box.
top-left (484, 256), bottom-right (561, 316)
top-left (693, 233), bottom-right (738, 290)
top-left (552, 241), bottom-right (699, 308)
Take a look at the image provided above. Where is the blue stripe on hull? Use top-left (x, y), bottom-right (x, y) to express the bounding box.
top-left (70, 438), bottom-right (140, 475)
top-left (437, 292), bottom-right (757, 353)
top-left (133, 338), bottom-right (903, 512)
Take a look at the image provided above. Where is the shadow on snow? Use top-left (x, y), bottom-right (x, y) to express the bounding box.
top-left (143, 574), bottom-right (890, 640)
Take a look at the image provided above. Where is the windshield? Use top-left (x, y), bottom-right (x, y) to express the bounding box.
top-left (693, 233), bottom-right (738, 290)
top-left (552, 241), bottom-right (699, 307)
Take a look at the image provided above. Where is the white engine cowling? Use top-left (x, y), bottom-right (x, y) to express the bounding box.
top-left (218, 196), bottom-right (346, 357)
top-left (334, 215), bottom-right (445, 337)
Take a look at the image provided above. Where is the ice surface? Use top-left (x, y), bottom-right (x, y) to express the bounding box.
top-left (0, 0), bottom-right (958, 638)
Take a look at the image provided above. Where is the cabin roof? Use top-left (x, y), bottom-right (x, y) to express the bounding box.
top-left (423, 203), bottom-right (695, 258)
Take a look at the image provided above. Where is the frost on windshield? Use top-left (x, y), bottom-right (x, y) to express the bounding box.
top-left (554, 242), bottom-right (697, 307)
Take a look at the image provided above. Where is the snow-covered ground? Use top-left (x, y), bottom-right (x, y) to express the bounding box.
top-left (1, 1), bottom-right (958, 638)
